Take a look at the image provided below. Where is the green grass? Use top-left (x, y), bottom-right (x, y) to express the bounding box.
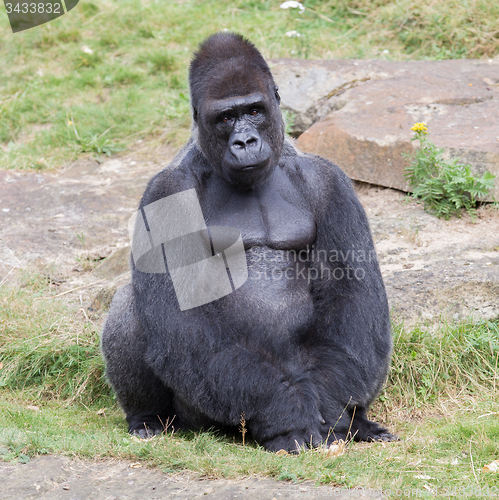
top-left (1, 276), bottom-right (498, 495)
top-left (1, 0), bottom-right (499, 170)
top-left (0, 273), bottom-right (110, 405)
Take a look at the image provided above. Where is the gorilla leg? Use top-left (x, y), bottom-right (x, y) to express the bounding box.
top-left (101, 284), bottom-right (176, 438)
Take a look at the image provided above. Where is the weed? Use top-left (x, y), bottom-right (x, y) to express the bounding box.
top-left (239, 413), bottom-right (247, 446)
top-left (404, 123), bottom-right (495, 219)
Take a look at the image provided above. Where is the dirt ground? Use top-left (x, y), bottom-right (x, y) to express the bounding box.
top-left (0, 455), bottom-right (386, 500)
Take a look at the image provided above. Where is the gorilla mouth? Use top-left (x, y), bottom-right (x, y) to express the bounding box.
top-left (233, 154), bottom-right (272, 172)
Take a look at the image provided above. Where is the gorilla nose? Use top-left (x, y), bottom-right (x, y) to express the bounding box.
top-left (230, 132), bottom-right (261, 152)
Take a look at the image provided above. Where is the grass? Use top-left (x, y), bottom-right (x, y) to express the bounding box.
top-left (1, 276), bottom-right (499, 495)
top-left (1, 0), bottom-right (499, 170)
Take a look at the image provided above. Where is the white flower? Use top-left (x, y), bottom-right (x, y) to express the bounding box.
top-left (81, 45), bottom-right (94, 54)
top-left (280, 1), bottom-right (305, 13)
top-left (285, 30), bottom-right (302, 37)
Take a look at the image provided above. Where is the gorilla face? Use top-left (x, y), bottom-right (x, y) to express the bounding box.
top-left (189, 32), bottom-right (285, 189)
top-left (197, 89), bottom-right (282, 188)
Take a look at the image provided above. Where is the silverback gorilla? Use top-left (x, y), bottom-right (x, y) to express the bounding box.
top-left (101, 32), bottom-right (397, 452)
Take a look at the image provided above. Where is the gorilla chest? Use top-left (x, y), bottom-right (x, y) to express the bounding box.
top-left (202, 184), bottom-right (316, 251)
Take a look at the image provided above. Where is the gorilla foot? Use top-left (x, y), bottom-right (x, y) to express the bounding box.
top-left (365, 430), bottom-right (400, 442)
top-left (352, 418), bottom-right (400, 443)
top-left (127, 414), bottom-right (166, 439)
top-left (131, 426), bottom-right (163, 440)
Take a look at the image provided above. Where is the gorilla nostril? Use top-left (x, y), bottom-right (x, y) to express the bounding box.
top-left (232, 136), bottom-right (258, 150)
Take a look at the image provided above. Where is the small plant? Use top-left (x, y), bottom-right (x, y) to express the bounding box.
top-left (404, 123), bottom-right (495, 219)
top-left (239, 412), bottom-right (247, 446)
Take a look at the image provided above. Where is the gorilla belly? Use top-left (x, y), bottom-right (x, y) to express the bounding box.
top-left (219, 246), bottom-right (315, 347)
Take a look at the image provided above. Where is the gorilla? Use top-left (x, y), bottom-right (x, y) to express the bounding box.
top-left (101, 32), bottom-right (397, 453)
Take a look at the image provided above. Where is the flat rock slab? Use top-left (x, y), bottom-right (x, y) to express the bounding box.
top-left (271, 59), bottom-right (499, 199)
top-left (0, 456), bottom-right (385, 500)
top-left (357, 184), bottom-right (499, 324)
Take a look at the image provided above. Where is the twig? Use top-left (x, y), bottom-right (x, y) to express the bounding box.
top-left (346, 406), bottom-right (356, 441)
top-left (478, 412), bottom-right (499, 419)
top-left (469, 440), bottom-right (479, 484)
top-left (239, 413), bottom-right (247, 446)
top-left (47, 279), bottom-right (106, 299)
top-left (0, 266), bottom-right (16, 287)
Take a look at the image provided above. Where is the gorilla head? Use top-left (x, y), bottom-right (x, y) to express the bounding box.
top-left (189, 32), bottom-right (285, 189)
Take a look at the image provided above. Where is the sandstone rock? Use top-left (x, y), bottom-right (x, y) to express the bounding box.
top-left (93, 246), bottom-right (130, 279)
top-left (88, 285), bottom-right (118, 312)
top-left (356, 182), bottom-right (499, 325)
top-left (0, 147), bottom-right (174, 308)
top-left (270, 59), bottom-right (391, 136)
top-left (272, 59), bottom-right (499, 199)
top-left (88, 271), bottom-right (130, 312)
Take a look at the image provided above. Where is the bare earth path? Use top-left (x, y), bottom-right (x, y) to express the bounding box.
top-left (0, 455), bottom-right (384, 500)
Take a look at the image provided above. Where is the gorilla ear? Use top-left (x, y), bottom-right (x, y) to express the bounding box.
top-left (193, 107), bottom-right (198, 123)
top-left (274, 86), bottom-right (281, 104)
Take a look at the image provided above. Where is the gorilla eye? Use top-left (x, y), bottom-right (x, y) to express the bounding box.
top-left (221, 115), bottom-right (229, 123)
top-left (250, 109), bottom-right (259, 116)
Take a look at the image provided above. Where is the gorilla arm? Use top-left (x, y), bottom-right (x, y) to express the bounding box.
top-left (296, 154), bottom-right (393, 439)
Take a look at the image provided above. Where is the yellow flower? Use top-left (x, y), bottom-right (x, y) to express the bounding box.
top-left (411, 122), bottom-right (428, 133)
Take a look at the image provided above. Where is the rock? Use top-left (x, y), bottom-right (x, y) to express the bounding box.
top-left (0, 105), bottom-right (497, 325)
top-left (271, 59), bottom-right (499, 199)
top-left (89, 271), bottom-right (131, 313)
top-left (93, 246), bottom-right (130, 279)
top-left (356, 182), bottom-right (499, 325)
top-left (270, 59), bottom-right (392, 136)
top-left (0, 149), bottom-right (174, 276)
top-left (88, 285), bottom-right (118, 312)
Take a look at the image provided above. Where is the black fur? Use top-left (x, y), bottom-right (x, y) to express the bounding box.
top-left (101, 32), bottom-right (397, 452)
